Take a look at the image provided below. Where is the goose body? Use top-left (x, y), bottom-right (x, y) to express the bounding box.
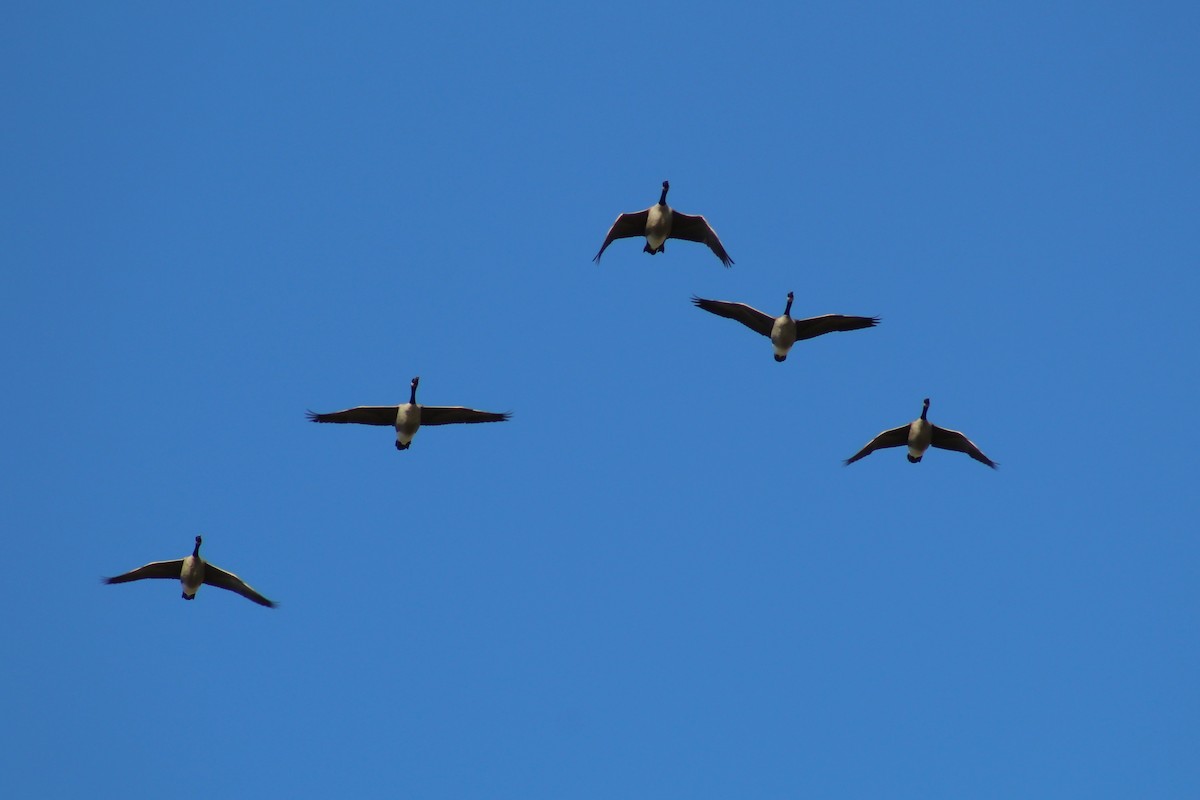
top-left (594, 181), bottom-right (733, 267)
top-left (104, 535), bottom-right (276, 607)
top-left (395, 399), bottom-right (421, 448)
top-left (770, 313), bottom-right (798, 360)
top-left (692, 291), bottom-right (879, 362)
top-left (644, 201), bottom-right (671, 252)
top-left (307, 376), bottom-right (510, 451)
top-left (906, 416), bottom-right (933, 462)
top-left (179, 550), bottom-right (202, 597)
top-left (844, 398), bottom-right (996, 468)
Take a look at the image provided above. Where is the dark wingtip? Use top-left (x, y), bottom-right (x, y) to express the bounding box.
top-left (305, 410), bottom-right (320, 422)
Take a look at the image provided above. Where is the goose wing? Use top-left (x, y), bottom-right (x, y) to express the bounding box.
top-left (691, 296), bottom-right (774, 337)
top-left (793, 314), bottom-right (880, 341)
top-left (667, 211), bottom-right (733, 266)
top-left (844, 424), bottom-right (911, 465)
top-left (104, 559), bottom-right (185, 584)
top-left (593, 209), bottom-right (650, 262)
top-left (931, 425), bottom-right (997, 468)
top-left (202, 563), bottom-right (277, 608)
top-left (306, 406), bottom-right (398, 426)
top-left (420, 406), bottom-right (512, 426)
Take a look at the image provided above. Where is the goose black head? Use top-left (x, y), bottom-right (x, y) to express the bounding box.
top-left (659, 181), bottom-right (670, 204)
top-left (921, 398), bottom-right (931, 420)
top-left (410, 376), bottom-right (420, 403)
top-left (784, 291), bottom-right (794, 315)
top-left (193, 535), bottom-right (203, 555)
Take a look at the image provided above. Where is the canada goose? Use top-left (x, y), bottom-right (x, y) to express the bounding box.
top-left (104, 535), bottom-right (276, 607)
top-left (593, 180), bottom-right (733, 267)
top-left (844, 398), bottom-right (997, 468)
top-left (307, 376), bottom-right (511, 450)
top-left (692, 291), bottom-right (879, 361)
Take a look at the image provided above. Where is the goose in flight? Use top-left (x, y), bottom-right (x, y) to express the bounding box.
top-left (593, 181), bottom-right (733, 267)
top-left (104, 535), bottom-right (276, 607)
top-left (692, 291), bottom-right (879, 361)
top-left (307, 376), bottom-right (511, 450)
top-left (844, 398), bottom-right (997, 468)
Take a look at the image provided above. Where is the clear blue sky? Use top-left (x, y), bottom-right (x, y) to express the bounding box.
top-left (3, 2), bottom-right (1198, 797)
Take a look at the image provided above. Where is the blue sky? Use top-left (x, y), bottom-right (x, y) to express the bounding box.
top-left (3, 2), bottom-right (1198, 797)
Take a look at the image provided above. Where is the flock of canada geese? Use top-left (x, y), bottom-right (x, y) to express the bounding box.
top-left (103, 180), bottom-right (997, 609)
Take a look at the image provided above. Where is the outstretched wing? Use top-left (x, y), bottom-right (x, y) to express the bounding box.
top-left (420, 406), bottom-right (512, 426)
top-left (793, 314), bottom-right (880, 341)
top-left (306, 406), bottom-right (398, 426)
top-left (203, 563), bottom-right (277, 608)
top-left (931, 425), bottom-right (997, 468)
top-left (593, 209), bottom-right (650, 262)
top-left (691, 296), bottom-right (774, 338)
top-left (104, 559), bottom-right (185, 584)
top-left (844, 424), bottom-right (911, 465)
top-left (668, 211), bottom-right (733, 267)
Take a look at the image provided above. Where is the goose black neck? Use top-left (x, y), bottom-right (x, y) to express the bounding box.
top-left (920, 399), bottom-right (930, 421)
top-left (784, 293), bottom-right (794, 316)
top-left (192, 537), bottom-right (202, 557)
top-left (658, 181), bottom-right (669, 205)
top-left (409, 382), bottom-right (418, 404)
